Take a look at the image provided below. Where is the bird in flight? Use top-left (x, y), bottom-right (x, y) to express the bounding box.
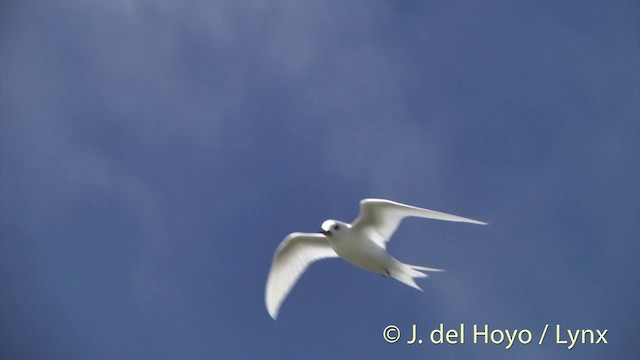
top-left (265, 198), bottom-right (487, 319)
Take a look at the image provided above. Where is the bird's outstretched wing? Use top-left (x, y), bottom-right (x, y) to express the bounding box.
top-left (352, 199), bottom-right (487, 248)
top-left (265, 232), bottom-right (337, 319)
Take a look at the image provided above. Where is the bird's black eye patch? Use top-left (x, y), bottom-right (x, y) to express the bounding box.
top-left (333, 224), bottom-right (340, 231)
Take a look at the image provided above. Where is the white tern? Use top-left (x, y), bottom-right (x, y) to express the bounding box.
top-left (265, 198), bottom-right (487, 319)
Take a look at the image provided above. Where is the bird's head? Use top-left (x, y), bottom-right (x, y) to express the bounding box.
top-left (320, 220), bottom-right (349, 237)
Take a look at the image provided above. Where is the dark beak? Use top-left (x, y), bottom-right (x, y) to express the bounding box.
top-left (319, 229), bottom-right (330, 236)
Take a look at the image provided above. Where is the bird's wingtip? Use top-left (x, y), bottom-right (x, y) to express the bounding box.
top-left (266, 301), bottom-right (278, 320)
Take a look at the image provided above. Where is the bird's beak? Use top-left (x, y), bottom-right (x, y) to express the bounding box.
top-left (319, 229), bottom-right (329, 236)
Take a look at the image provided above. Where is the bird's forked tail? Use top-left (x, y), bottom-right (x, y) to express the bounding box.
top-left (389, 260), bottom-right (444, 291)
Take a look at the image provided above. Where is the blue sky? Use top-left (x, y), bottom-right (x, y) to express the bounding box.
top-left (1, 1), bottom-right (638, 359)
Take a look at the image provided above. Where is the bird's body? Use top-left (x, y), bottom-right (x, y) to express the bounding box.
top-left (324, 221), bottom-right (391, 275)
top-left (265, 198), bottom-right (487, 319)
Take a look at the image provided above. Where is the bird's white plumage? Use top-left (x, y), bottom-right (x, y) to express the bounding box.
top-left (265, 198), bottom-right (487, 319)
top-left (265, 233), bottom-right (337, 319)
top-left (352, 199), bottom-right (488, 249)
